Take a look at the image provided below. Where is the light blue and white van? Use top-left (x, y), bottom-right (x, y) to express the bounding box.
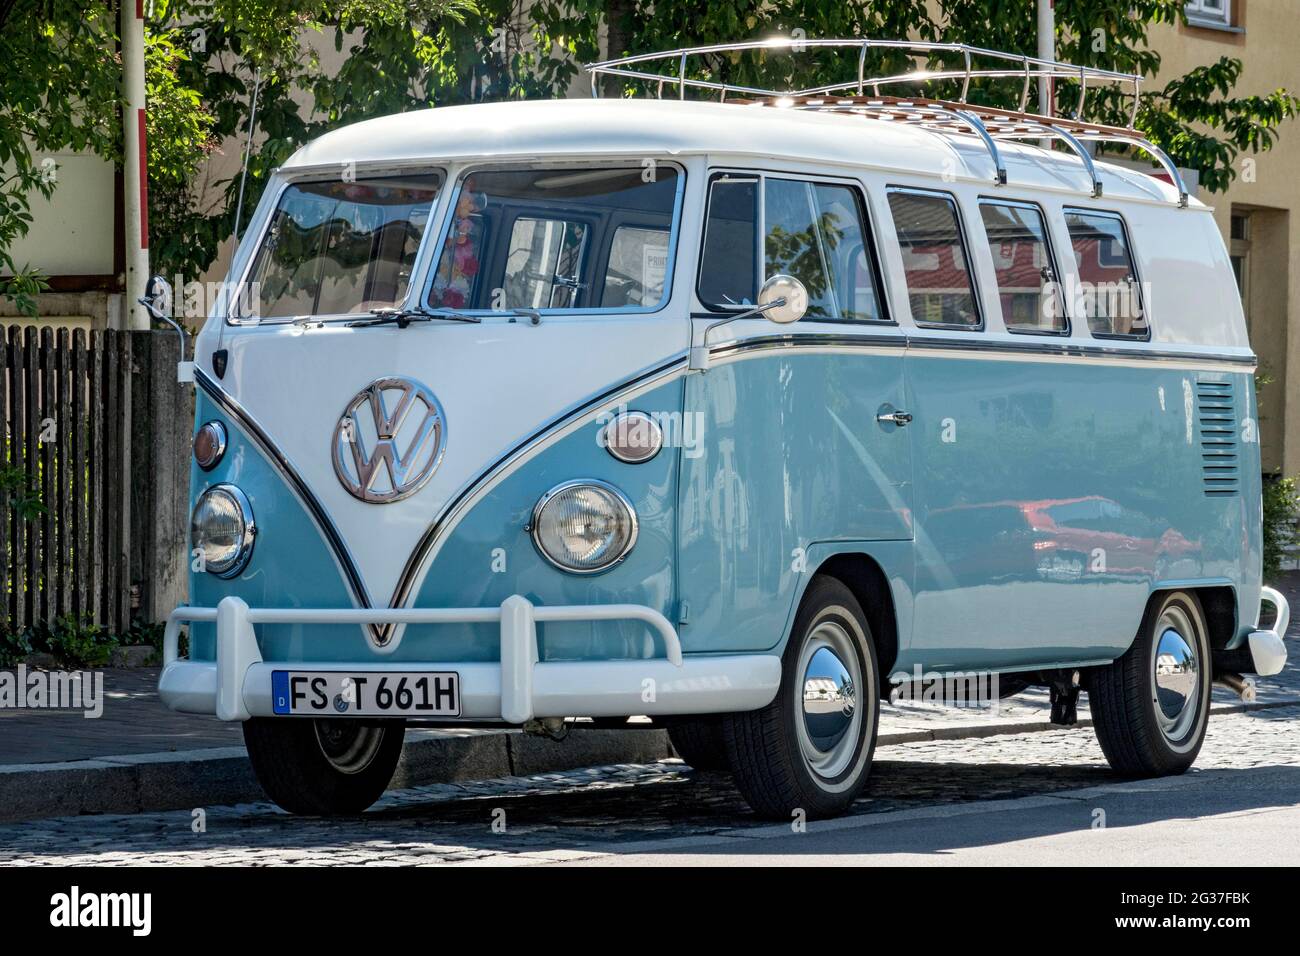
top-left (152, 41), bottom-right (1290, 819)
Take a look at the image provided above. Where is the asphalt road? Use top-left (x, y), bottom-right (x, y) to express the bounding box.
top-left (1, 702), bottom-right (1296, 866)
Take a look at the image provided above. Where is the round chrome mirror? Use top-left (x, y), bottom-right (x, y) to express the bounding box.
top-left (140, 274), bottom-right (173, 321)
top-left (758, 274), bottom-right (808, 325)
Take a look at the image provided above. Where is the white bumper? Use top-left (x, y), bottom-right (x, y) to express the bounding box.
top-left (158, 595), bottom-right (782, 722)
top-left (1246, 585), bottom-right (1291, 677)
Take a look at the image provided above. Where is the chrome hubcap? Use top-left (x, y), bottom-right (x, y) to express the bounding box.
top-left (796, 621), bottom-right (862, 779)
top-left (1151, 607), bottom-right (1201, 743)
top-left (314, 720), bottom-right (385, 774)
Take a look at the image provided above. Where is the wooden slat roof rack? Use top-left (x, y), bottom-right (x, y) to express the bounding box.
top-left (585, 38), bottom-right (1189, 206)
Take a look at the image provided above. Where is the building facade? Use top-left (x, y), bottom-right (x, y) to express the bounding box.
top-left (1154, 1), bottom-right (1300, 476)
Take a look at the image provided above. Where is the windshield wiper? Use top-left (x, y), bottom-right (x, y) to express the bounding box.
top-left (348, 306), bottom-right (481, 328)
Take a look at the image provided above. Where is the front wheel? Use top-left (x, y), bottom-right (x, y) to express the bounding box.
top-left (243, 717), bottom-right (405, 815)
top-left (667, 718), bottom-right (730, 771)
top-left (723, 576), bottom-right (879, 820)
top-left (1090, 590), bottom-right (1212, 777)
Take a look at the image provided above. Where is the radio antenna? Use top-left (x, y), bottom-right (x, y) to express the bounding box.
top-left (233, 68), bottom-right (263, 239)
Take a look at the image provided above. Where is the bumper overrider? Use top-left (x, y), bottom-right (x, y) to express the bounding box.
top-left (1240, 585), bottom-right (1291, 677)
top-left (158, 595), bottom-right (782, 722)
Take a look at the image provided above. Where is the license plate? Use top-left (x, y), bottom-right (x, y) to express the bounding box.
top-left (272, 671), bottom-right (460, 717)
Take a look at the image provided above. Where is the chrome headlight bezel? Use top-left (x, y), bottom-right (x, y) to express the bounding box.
top-left (530, 479), bottom-right (639, 575)
top-left (191, 483), bottom-right (256, 578)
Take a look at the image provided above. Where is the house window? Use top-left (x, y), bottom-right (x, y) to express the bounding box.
top-left (1230, 211), bottom-right (1252, 329)
top-left (1186, 0), bottom-right (1232, 27)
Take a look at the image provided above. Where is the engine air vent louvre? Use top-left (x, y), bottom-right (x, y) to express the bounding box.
top-left (1196, 379), bottom-right (1239, 497)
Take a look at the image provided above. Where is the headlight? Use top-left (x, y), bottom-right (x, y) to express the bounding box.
top-left (531, 480), bottom-right (638, 574)
top-left (191, 484), bottom-right (256, 578)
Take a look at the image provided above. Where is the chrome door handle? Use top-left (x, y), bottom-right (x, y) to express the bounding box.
top-left (876, 408), bottom-right (913, 427)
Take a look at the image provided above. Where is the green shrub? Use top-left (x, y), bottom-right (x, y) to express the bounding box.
top-left (1263, 476), bottom-right (1300, 582)
top-left (29, 614), bottom-right (120, 669)
top-left (123, 617), bottom-right (169, 665)
top-left (0, 622), bottom-right (32, 668)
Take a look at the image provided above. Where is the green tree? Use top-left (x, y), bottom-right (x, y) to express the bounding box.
top-left (562, 1), bottom-right (1298, 194)
top-left (148, 0), bottom-right (557, 280)
top-left (933, 0), bottom-right (1300, 193)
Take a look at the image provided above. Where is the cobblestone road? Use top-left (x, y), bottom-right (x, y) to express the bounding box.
top-left (2, 704), bottom-right (1295, 866)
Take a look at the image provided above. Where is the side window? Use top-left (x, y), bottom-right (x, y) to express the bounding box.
top-left (1063, 209), bottom-right (1148, 338)
top-left (698, 174), bottom-right (887, 322)
top-left (979, 200), bottom-right (1067, 334)
top-left (887, 189), bottom-right (981, 328)
top-left (765, 179), bottom-right (885, 322)
top-left (698, 176), bottom-right (759, 308)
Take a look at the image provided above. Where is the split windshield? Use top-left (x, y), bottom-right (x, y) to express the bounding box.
top-left (241, 173), bottom-right (444, 321)
top-left (427, 166), bottom-right (680, 313)
top-left (237, 165), bottom-right (681, 322)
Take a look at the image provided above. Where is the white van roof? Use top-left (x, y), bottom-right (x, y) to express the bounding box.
top-left (282, 98), bottom-right (1194, 209)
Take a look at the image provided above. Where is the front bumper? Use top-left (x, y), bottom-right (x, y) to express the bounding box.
top-left (158, 595), bottom-right (782, 722)
top-left (1243, 585), bottom-right (1291, 677)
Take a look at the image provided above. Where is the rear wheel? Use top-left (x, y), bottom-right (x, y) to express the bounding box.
top-left (1090, 590), bottom-right (1211, 777)
top-left (667, 718), bottom-right (730, 771)
top-left (243, 717), bottom-right (405, 815)
top-left (723, 576), bottom-right (879, 820)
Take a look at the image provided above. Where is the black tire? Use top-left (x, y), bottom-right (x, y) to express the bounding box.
top-left (723, 576), bottom-right (879, 820)
top-left (1091, 590), bottom-right (1212, 777)
top-left (243, 717), bottom-right (405, 815)
top-left (667, 718), bottom-right (731, 771)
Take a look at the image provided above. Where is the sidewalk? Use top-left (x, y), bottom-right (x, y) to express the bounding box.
top-left (2, 573), bottom-right (1296, 821)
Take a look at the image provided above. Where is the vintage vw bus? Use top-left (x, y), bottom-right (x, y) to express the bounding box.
top-left (153, 41), bottom-right (1290, 820)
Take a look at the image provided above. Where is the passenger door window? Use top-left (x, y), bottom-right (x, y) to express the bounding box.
top-left (697, 174), bottom-right (887, 323)
top-left (1063, 209), bottom-right (1148, 338)
top-left (698, 176), bottom-right (758, 308)
top-left (887, 189), bottom-right (981, 329)
top-left (979, 200), bottom-right (1067, 334)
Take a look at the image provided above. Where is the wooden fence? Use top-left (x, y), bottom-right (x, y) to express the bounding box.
top-left (1, 326), bottom-right (191, 635)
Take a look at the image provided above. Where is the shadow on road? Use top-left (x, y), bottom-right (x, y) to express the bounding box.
top-left (7, 756), bottom-right (1295, 863)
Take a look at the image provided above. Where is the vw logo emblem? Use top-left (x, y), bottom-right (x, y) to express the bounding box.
top-left (332, 377), bottom-right (446, 503)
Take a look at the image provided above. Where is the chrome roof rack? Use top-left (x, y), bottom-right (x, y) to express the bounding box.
top-left (585, 38), bottom-right (1188, 207)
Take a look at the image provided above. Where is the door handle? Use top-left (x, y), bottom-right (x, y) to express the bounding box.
top-left (876, 408), bottom-right (913, 427)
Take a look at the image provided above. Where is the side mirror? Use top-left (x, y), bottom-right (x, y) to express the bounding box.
top-left (757, 274), bottom-right (808, 325)
top-left (137, 275), bottom-right (193, 384)
top-left (139, 274), bottom-right (173, 322)
top-left (688, 274), bottom-right (811, 372)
